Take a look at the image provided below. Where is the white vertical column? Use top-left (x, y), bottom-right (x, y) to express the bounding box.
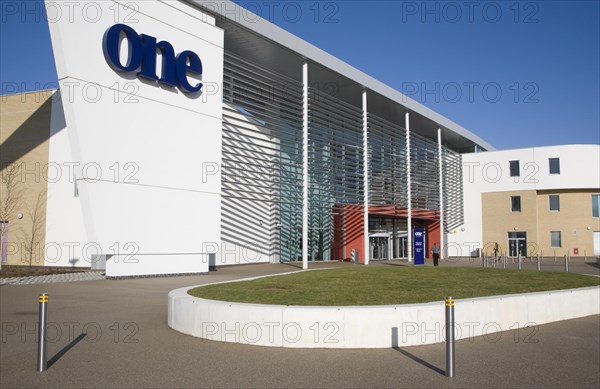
top-left (302, 62), bottom-right (309, 270)
top-left (405, 112), bottom-right (412, 263)
top-left (362, 91), bottom-right (370, 265)
top-left (437, 127), bottom-right (444, 260)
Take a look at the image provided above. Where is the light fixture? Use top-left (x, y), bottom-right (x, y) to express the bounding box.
top-left (587, 226), bottom-right (592, 230)
top-left (17, 212), bottom-right (23, 220)
top-left (514, 226), bottom-right (518, 231)
top-left (461, 228), bottom-right (465, 232)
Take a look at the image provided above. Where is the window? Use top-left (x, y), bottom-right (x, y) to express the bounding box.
top-left (511, 196), bottom-right (521, 212)
top-left (593, 195), bottom-right (599, 218)
top-left (550, 231), bottom-right (561, 248)
top-left (549, 158), bottom-right (560, 174)
top-left (509, 160), bottom-right (520, 177)
top-left (549, 195), bottom-right (560, 211)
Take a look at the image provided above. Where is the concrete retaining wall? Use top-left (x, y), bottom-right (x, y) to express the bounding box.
top-left (168, 285), bottom-right (600, 348)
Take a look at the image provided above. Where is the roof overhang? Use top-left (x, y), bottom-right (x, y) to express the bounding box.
top-left (186, 0), bottom-right (495, 152)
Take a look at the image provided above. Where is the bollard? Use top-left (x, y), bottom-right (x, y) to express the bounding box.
top-left (493, 254), bottom-right (496, 268)
top-left (564, 255), bottom-right (569, 273)
top-left (518, 254), bottom-right (521, 270)
top-left (537, 254), bottom-right (541, 271)
top-left (554, 250), bottom-right (556, 262)
top-left (445, 296), bottom-right (455, 378)
top-left (503, 255), bottom-right (506, 269)
top-left (37, 293), bottom-right (48, 372)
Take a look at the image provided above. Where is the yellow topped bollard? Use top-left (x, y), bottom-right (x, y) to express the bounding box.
top-left (37, 293), bottom-right (48, 372)
top-left (445, 296), bottom-right (455, 378)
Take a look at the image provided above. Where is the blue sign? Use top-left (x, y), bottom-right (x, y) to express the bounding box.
top-left (413, 228), bottom-right (425, 265)
top-left (102, 24), bottom-right (203, 93)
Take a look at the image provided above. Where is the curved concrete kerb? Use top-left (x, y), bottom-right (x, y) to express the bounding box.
top-left (168, 274), bottom-right (600, 348)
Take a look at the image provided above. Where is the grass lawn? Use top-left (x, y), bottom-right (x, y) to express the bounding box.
top-left (188, 266), bottom-right (600, 306)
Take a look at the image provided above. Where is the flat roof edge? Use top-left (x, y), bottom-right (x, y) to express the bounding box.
top-left (187, 0), bottom-right (495, 151)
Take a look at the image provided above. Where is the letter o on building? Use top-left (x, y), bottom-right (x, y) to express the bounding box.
top-left (103, 24), bottom-right (143, 73)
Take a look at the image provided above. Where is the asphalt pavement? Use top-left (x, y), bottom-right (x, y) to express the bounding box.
top-left (0, 262), bottom-right (598, 388)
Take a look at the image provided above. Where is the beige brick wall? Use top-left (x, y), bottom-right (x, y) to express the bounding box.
top-left (482, 189), bottom-right (600, 257)
top-left (482, 190), bottom-right (539, 256)
top-left (0, 90), bottom-right (53, 266)
top-left (536, 190), bottom-right (600, 257)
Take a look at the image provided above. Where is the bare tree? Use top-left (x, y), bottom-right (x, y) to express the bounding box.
top-left (0, 165), bottom-right (24, 270)
top-left (20, 191), bottom-right (46, 268)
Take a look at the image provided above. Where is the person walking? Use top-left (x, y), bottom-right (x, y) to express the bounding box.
top-left (493, 242), bottom-right (499, 262)
top-left (432, 243), bottom-right (440, 267)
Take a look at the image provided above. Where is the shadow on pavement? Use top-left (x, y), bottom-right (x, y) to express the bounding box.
top-left (394, 347), bottom-right (446, 376)
top-left (47, 333), bottom-right (87, 369)
top-left (281, 262), bottom-right (302, 269)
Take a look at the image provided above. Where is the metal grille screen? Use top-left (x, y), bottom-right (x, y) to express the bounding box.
top-left (442, 147), bottom-right (464, 231)
top-left (221, 52), bottom-right (303, 263)
top-left (307, 88), bottom-right (364, 260)
top-left (367, 113), bottom-right (408, 208)
top-left (410, 133), bottom-right (440, 213)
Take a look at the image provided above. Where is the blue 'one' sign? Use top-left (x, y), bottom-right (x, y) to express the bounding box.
top-left (413, 228), bottom-right (425, 265)
top-left (102, 24), bottom-right (203, 93)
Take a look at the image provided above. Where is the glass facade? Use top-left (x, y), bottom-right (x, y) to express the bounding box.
top-left (220, 51), bottom-right (464, 263)
top-left (307, 88), bottom-right (364, 261)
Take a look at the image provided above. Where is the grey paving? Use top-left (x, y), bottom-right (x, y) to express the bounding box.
top-left (0, 262), bottom-right (598, 388)
top-left (0, 271), bottom-right (105, 286)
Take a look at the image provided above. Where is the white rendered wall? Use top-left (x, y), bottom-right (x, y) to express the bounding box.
top-left (448, 145), bottom-right (600, 256)
top-left (44, 0), bottom-right (224, 276)
top-left (169, 283), bottom-right (600, 348)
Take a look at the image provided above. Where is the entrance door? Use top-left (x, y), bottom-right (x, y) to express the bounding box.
top-left (508, 232), bottom-right (527, 257)
top-left (399, 236), bottom-right (408, 258)
top-left (370, 236), bottom-right (390, 260)
top-left (594, 231), bottom-right (600, 257)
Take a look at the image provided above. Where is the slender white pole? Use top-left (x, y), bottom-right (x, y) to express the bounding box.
top-left (437, 127), bottom-right (444, 260)
top-left (405, 112), bottom-right (412, 262)
top-left (302, 62), bottom-right (309, 270)
top-left (363, 91), bottom-right (370, 265)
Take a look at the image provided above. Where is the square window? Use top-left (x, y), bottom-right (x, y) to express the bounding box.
top-left (550, 231), bottom-right (561, 248)
top-left (509, 160), bottom-right (520, 177)
top-left (511, 196), bottom-right (521, 212)
top-left (549, 158), bottom-right (560, 174)
top-left (549, 195), bottom-right (560, 211)
top-left (593, 195), bottom-right (599, 218)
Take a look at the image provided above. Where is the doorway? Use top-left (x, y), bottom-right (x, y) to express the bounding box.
top-left (508, 232), bottom-right (527, 257)
top-left (370, 233), bottom-right (391, 260)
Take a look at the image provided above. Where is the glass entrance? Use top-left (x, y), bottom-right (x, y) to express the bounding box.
top-left (508, 232), bottom-right (527, 257)
top-left (370, 236), bottom-right (390, 260)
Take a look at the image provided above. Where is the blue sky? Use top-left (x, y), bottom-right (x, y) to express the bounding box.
top-left (1, 0), bottom-right (598, 150)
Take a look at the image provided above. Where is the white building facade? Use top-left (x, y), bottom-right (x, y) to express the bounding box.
top-left (2, 0), bottom-right (500, 277)
top-left (447, 145), bottom-right (600, 258)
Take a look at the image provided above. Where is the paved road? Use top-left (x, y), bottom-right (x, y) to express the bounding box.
top-left (0, 271), bottom-right (105, 286)
top-left (1, 262), bottom-right (598, 388)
